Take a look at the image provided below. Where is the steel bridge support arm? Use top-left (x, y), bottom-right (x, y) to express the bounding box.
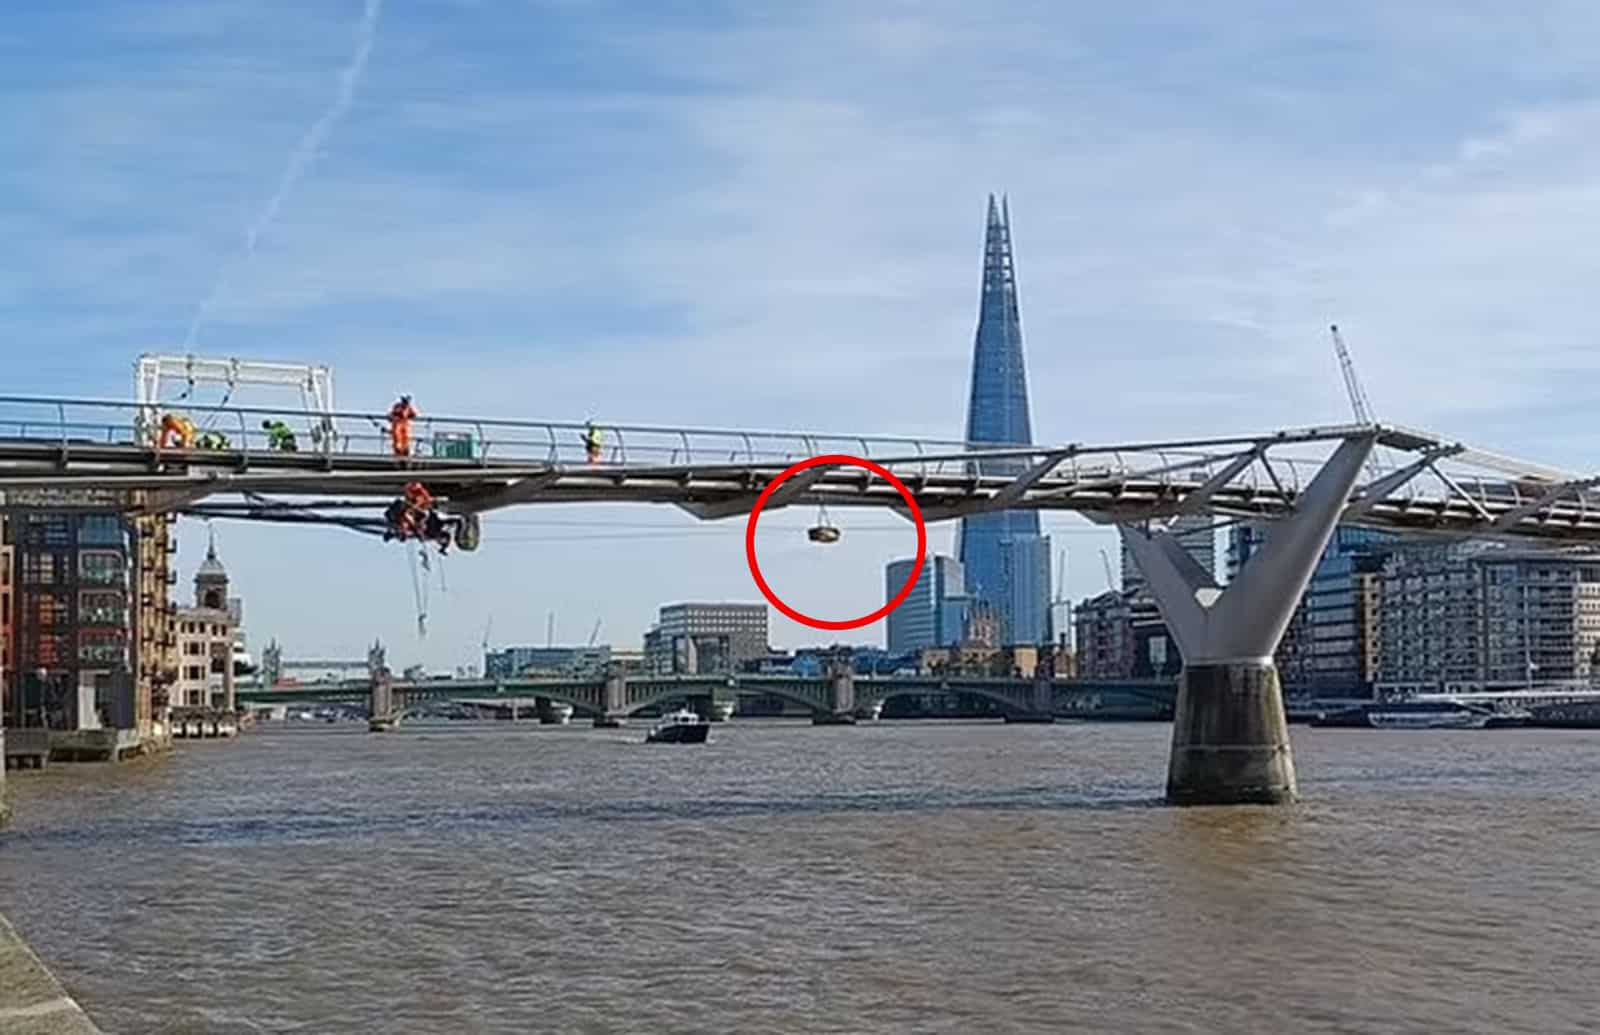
top-left (1121, 434), bottom-right (1375, 805)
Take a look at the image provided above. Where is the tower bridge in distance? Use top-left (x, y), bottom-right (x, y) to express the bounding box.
top-left (254, 639), bottom-right (388, 688)
top-left (6, 393), bottom-right (1600, 803)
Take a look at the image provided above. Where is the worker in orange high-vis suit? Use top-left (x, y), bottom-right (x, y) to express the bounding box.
top-left (388, 395), bottom-right (417, 457)
top-left (158, 413), bottom-right (196, 450)
top-left (403, 480), bottom-right (434, 513)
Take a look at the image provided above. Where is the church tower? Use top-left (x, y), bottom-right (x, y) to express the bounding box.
top-left (195, 528), bottom-right (229, 611)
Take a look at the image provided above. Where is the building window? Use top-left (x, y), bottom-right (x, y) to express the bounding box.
top-left (78, 515), bottom-right (126, 546)
top-left (21, 554), bottom-right (63, 586)
top-left (79, 552), bottom-right (126, 586)
top-left (79, 629), bottom-right (127, 666)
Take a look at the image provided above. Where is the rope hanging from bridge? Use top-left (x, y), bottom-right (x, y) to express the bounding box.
top-left (407, 543), bottom-right (429, 638)
top-left (195, 372), bottom-right (237, 431)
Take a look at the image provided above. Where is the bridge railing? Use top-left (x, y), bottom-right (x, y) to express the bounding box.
top-left (0, 394), bottom-right (1339, 494)
top-left (0, 394), bottom-right (1363, 483)
top-left (0, 394), bottom-right (1003, 472)
top-left (2, 395), bottom-right (1596, 525)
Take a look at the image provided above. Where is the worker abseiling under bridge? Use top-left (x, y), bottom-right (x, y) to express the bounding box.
top-left (384, 480), bottom-right (481, 555)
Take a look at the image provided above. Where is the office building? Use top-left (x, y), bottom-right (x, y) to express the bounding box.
top-left (3, 501), bottom-right (174, 741)
top-left (884, 554), bottom-right (966, 653)
top-left (1378, 543), bottom-right (1600, 692)
top-left (484, 645), bottom-right (612, 678)
top-left (644, 602), bottom-right (769, 674)
top-left (1228, 523), bottom-right (1394, 697)
top-left (956, 195), bottom-right (1052, 646)
top-left (1073, 589), bottom-right (1182, 679)
top-left (1074, 590), bottom-right (1132, 678)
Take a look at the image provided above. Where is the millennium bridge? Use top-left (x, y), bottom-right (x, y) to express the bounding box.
top-left (5, 389), bottom-right (1600, 804)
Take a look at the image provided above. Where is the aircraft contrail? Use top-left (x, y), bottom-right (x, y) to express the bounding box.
top-left (182, 0), bottom-right (384, 349)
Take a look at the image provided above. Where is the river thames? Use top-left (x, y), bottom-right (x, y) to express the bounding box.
top-left (2, 720), bottom-right (1598, 1033)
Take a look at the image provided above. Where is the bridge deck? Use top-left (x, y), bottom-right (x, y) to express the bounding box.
top-left (0, 395), bottom-right (1597, 543)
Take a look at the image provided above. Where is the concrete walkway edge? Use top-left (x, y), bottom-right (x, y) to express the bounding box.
top-left (0, 912), bottom-right (102, 1034)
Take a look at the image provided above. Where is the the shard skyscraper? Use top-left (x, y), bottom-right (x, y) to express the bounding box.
top-left (956, 195), bottom-right (1052, 647)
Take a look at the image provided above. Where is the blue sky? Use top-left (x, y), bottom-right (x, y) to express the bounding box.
top-left (6, 1), bottom-right (1600, 666)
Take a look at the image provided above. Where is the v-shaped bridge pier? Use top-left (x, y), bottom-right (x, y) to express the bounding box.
top-left (1120, 435), bottom-right (1375, 805)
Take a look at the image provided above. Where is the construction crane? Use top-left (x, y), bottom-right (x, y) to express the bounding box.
top-left (1098, 548), bottom-right (1116, 592)
top-left (1048, 549), bottom-right (1071, 644)
top-left (587, 618), bottom-right (603, 647)
top-left (1329, 323), bottom-right (1384, 479)
top-left (1329, 324), bottom-right (1375, 425)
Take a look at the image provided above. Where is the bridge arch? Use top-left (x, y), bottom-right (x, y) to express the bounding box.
top-left (619, 677), bottom-right (831, 718)
top-left (859, 681), bottom-right (1030, 715)
top-left (441, 682), bottom-right (606, 718)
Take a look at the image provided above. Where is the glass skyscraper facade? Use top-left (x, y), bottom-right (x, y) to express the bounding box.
top-left (885, 554), bottom-right (966, 654)
top-left (956, 195), bottom-right (1051, 646)
top-left (1229, 523), bottom-right (1394, 696)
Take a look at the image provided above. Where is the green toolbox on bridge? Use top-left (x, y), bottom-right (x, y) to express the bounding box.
top-left (431, 432), bottom-right (475, 461)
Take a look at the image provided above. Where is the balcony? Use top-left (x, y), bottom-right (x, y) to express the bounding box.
top-left (78, 608), bottom-right (129, 628)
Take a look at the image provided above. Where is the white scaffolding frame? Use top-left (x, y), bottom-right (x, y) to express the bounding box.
top-left (133, 353), bottom-right (337, 450)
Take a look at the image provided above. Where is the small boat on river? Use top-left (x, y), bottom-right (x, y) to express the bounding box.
top-left (1310, 700), bottom-right (1491, 729)
top-left (645, 708), bottom-right (710, 744)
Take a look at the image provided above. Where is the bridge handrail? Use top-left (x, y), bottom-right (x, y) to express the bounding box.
top-left (0, 397), bottom-right (1506, 474)
top-left (3, 396), bottom-right (1583, 488)
top-left (9, 395), bottom-right (1600, 538)
top-left (0, 393), bottom-right (987, 450)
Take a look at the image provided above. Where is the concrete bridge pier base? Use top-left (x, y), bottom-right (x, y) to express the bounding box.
top-left (1121, 434), bottom-right (1374, 806)
top-left (368, 669), bottom-right (399, 733)
top-left (1166, 661), bottom-right (1292, 805)
top-left (813, 656), bottom-right (857, 726)
top-left (593, 668), bottom-right (627, 728)
top-left (1004, 676), bottom-right (1057, 723)
top-left (685, 693), bottom-right (736, 722)
top-left (707, 683), bottom-right (737, 722)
